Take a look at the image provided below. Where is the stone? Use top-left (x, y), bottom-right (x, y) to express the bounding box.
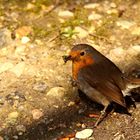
top-left (131, 27), bottom-right (140, 35)
top-left (58, 10), bottom-right (74, 18)
top-left (46, 87), bottom-right (66, 99)
top-left (74, 27), bottom-right (88, 38)
top-left (8, 111), bottom-right (19, 119)
top-left (7, 111), bottom-right (19, 124)
top-left (84, 3), bottom-right (99, 9)
top-left (32, 109), bottom-right (43, 120)
top-left (109, 47), bottom-right (126, 63)
top-left (10, 62), bottom-right (25, 77)
top-left (88, 12), bottom-right (102, 21)
top-left (110, 2), bottom-right (117, 8)
top-left (114, 133), bottom-right (125, 140)
top-left (12, 136), bottom-right (18, 139)
top-left (10, 12), bottom-right (19, 22)
top-left (5, 91), bottom-right (26, 105)
top-left (116, 20), bottom-right (135, 29)
top-left (33, 82), bottom-right (48, 92)
top-left (109, 47), bottom-right (125, 58)
top-left (75, 129), bottom-right (93, 139)
top-left (107, 9), bottom-right (118, 14)
top-left (131, 45), bottom-right (140, 53)
top-left (0, 62), bottom-right (14, 73)
top-left (15, 45), bottom-right (26, 55)
top-left (68, 101), bottom-right (75, 106)
top-left (25, 65), bottom-right (38, 76)
top-left (26, 3), bottom-right (35, 10)
top-left (127, 45), bottom-right (140, 56)
top-left (21, 36), bottom-right (30, 44)
top-left (0, 28), bottom-right (13, 48)
top-left (16, 125), bottom-right (26, 132)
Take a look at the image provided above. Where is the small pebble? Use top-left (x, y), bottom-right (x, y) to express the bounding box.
top-left (26, 3), bottom-right (35, 10)
top-left (21, 36), bottom-right (30, 44)
top-left (0, 97), bottom-right (4, 105)
top-left (32, 109), bottom-right (43, 120)
top-left (84, 3), bottom-right (99, 9)
top-left (18, 132), bottom-right (23, 136)
top-left (114, 134), bottom-right (125, 140)
top-left (7, 111), bottom-right (19, 124)
top-left (116, 20), bottom-right (135, 29)
top-left (68, 101), bottom-right (75, 106)
top-left (10, 12), bottom-right (19, 22)
top-left (58, 10), bottom-right (74, 18)
top-left (76, 123), bottom-right (82, 127)
top-left (107, 9), bottom-right (118, 14)
top-left (16, 125), bottom-right (26, 132)
top-left (47, 87), bottom-right (66, 98)
top-left (113, 112), bottom-right (117, 115)
top-left (131, 45), bottom-right (140, 53)
top-left (0, 62), bottom-right (14, 74)
top-left (132, 27), bottom-right (140, 35)
top-left (78, 108), bottom-right (85, 114)
top-left (13, 136), bottom-right (18, 139)
top-left (88, 12), bottom-right (102, 21)
top-left (10, 62), bottom-right (25, 77)
top-left (74, 27), bottom-right (88, 38)
top-left (33, 82), bottom-right (47, 92)
top-left (8, 111), bottom-right (19, 119)
top-left (15, 45), bottom-right (26, 55)
top-left (75, 129), bottom-right (93, 139)
top-left (16, 26), bottom-right (32, 38)
top-left (127, 45), bottom-right (140, 55)
top-left (0, 28), bottom-right (13, 48)
top-left (109, 47), bottom-right (125, 58)
top-left (53, 105), bottom-right (59, 108)
top-left (6, 91), bottom-right (26, 105)
top-left (81, 124), bottom-right (86, 128)
top-left (110, 2), bottom-right (117, 8)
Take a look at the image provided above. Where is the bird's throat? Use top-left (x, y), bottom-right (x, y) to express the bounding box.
top-left (72, 56), bottom-right (94, 80)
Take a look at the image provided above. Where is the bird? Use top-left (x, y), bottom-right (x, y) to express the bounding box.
top-left (63, 43), bottom-right (140, 127)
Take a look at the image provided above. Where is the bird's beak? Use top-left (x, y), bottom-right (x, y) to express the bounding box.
top-left (62, 55), bottom-right (72, 63)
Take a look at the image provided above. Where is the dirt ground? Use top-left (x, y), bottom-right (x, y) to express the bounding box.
top-left (0, 0), bottom-right (140, 140)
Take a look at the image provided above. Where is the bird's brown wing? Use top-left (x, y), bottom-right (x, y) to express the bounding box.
top-left (78, 64), bottom-right (126, 107)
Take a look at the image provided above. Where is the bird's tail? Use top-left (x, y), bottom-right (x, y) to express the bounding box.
top-left (125, 77), bottom-right (140, 84)
top-left (122, 77), bottom-right (140, 96)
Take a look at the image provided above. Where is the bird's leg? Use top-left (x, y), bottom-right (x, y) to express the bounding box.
top-left (94, 105), bottom-right (108, 127)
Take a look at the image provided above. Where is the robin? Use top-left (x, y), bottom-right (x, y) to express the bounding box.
top-left (64, 44), bottom-right (140, 126)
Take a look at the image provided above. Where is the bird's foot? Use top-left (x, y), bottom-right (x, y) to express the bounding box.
top-left (94, 106), bottom-right (108, 127)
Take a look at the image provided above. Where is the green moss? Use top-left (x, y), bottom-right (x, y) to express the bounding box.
top-left (74, 7), bottom-right (90, 26)
top-left (60, 26), bottom-right (77, 38)
top-left (33, 0), bottom-right (52, 6)
top-left (33, 26), bottom-right (51, 38)
top-left (95, 14), bottom-right (118, 37)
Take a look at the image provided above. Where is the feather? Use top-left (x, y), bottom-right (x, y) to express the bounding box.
top-left (78, 62), bottom-right (126, 107)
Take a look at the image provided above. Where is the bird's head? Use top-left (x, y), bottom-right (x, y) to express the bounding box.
top-left (63, 44), bottom-right (95, 65)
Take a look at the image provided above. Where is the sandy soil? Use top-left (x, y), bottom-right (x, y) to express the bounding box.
top-left (0, 0), bottom-right (140, 140)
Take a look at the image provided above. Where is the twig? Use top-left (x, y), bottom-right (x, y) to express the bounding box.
top-left (89, 33), bottom-right (112, 44)
top-left (80, 26), bottom-right (112, 44)
top-left (47, 34), bottom-right (60, 43)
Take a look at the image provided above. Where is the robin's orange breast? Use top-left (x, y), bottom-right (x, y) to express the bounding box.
top-left (72, 55), bottom-right (94, 80)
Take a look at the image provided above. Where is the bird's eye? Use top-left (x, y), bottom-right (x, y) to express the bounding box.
top-left (80, 51), bottom-right (85, 56)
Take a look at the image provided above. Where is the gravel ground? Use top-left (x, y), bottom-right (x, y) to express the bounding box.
top-left (0, 0), bottom-right (140, 140)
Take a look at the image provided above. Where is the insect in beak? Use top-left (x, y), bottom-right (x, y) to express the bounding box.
top-left (62, 55), bottom-right (72, 63)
